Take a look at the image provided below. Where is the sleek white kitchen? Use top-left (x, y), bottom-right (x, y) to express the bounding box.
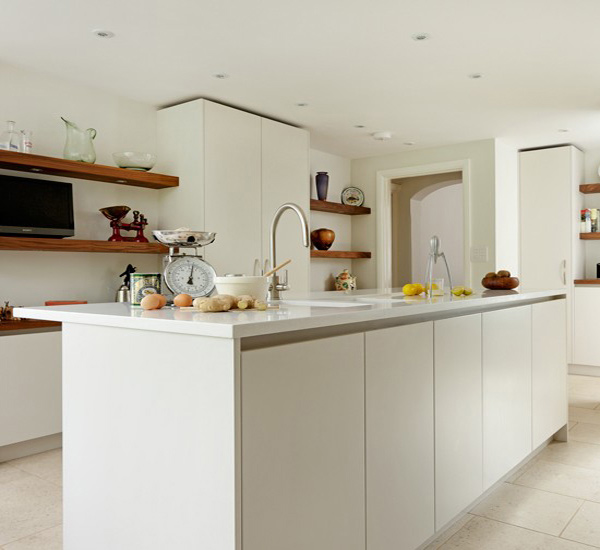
top-left (4, 1), bottom-right (600, 550)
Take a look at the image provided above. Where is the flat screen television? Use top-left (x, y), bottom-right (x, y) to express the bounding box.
top-left (0, 175), bottom-right (74, 238)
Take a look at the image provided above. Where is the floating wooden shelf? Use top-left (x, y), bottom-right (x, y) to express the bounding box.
top-left (311, 250), bottom-right (371, 259)
top-left (0, 150), bottom-right (178, 190)
top-left (580, 233), bottom-right (600, 240)
top-left (575, 279), bottom-right (600, 284)
top-left (0, 319), bottom-right (61, 332)
top-left (580, 184), bottom-right (600, 194)
top-left (310, 199), bottom-right (371, 215)
top-left (0, 236), bottom-right (168, 254)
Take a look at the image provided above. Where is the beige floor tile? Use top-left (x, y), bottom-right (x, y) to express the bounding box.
top-left (2, 525), bottom-right (62, 550)
top-left (7, 450), bottom-right (62, 486)
top-left (569, 407), bottom-right (600, 426)
top-left (570, 423), bottom-right (600, 446)
top-left (569, 375), bottom-right (600, 390)
top-left (440, 516), bottom-right (592, 549)
top-left (470, 482), bottom-right (582, 536)
top-left (561, 501), bottom-right (600, 547)
top-left (0, 476), bottom-right (62, 546)
top-left (422, 514), bottom-right (474, 549)
top-left (538, 441), bottom-right (600, 472)
top-left (514, 459), bottom-right (600, 502)
top-left (0, 464), bottom-right (31, 486)
top-left (569, 392), bottom-right (600, 409)
top-left (505, 457), bottom-right (539, 483)
top-left (569, 422), bottom-right (578, 430)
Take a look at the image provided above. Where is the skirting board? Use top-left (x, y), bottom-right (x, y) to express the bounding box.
top-left (0, 432), bottom-right (62, 462)
top-left (569, 364), bottom-right (600, 377)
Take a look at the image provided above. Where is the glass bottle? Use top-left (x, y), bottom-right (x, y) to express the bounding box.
top-left (20, 130), bottom-right (33, 153)
top-left (0, 121), bottom-right (21, 152)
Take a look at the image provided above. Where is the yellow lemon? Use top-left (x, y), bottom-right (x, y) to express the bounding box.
top-left (425, 282), bottom-right (439, 291)
top-left (452, 286), bottom-right (465, 297)
top-left (463, 288), bottom-right (473, 296)
top-left (412, 283), bottom-right (425, 295)
top-left (402, 283), bottom-right (417, 296)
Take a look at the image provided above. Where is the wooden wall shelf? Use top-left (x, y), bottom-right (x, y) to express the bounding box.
top-left (311, 250), bottom-right (371, 259)
top-left (580, 233), bottom-right (600, 240)
top-left (574, 279), bottom-right (600, 284)
top-left (0, 150), bottom-right (178, 190)
top-left (580, 184), bottom-right (600, 194)
top-left (0, 237), bottom-right (168, 254)
top-left (0, 319), bottom-right (61, 332)
top-left (310, 199), bottom-right (371, 215)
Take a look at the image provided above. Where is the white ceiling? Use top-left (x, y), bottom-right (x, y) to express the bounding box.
top-left (3, 0), bottom-right (600, 158)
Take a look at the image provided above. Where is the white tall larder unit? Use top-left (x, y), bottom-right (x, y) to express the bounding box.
top-left (519, 145), bottom-right (583, 361)
top-left (157, 99), bottom-right (310, 291)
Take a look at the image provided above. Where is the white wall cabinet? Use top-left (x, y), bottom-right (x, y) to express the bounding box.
top-left (241, 334), bottom-right (365, 550)
top-left (434, 313), bottom-right (482, 530)
top-left (157, 99), bottom-right (310, 290)
top-left (573, 287), bottom-right (600, 366)
top-left (0, 331), bottom-right (62, 447)
top-left (532, 299), bottom-right (568, 448)
top-left (365, 322), bottom-right (435, 550)
top-left (482, 306), bottom-right (532, 489)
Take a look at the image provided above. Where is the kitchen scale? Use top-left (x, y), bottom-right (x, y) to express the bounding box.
top-left (152, 230), bottom-right (217, 299)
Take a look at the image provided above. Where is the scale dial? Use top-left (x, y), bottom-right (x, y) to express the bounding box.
top-left (164, 255), bottom-right (216, 298)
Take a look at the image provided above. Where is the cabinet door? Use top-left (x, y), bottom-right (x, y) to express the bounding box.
top-left (0, 332), bottom-right (61, 446)
top-left (573, 287), bottom-right (600, 366)
top-left (241, 334), bottom-right (365, 550)
top-left (204, 101), bottom-right (262, 276)
top-left (435, 313), bottom-right (482, 529)
top-left (261, 119), bottom-right (310, 291)
top-left (519, 147), bottom-right (573, 289)
top-left (532, 299), bottom-right (567, 448)
top-left (482, 306), bottom-right (532, 489)
top-left (366, 322), bottom-right (434, 550)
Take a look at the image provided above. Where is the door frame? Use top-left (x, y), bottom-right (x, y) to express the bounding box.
top-left (376, 159), bottom-right (472, 289)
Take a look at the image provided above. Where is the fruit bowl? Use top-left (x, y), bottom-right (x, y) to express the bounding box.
top-left (481, 270), bottom-right (519, 290)
top-left (113, 152), bottom-right (156, 171)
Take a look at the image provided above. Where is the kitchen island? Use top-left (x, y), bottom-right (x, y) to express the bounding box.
top-left (16, 288), bottom-right (568, 550)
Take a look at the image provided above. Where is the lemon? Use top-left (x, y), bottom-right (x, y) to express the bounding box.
top-left (402, 283), bottom-right (418, 296)
top-left (425, 283), bottom-right (439, 290)
top-left (412, 283), bottom-right (425, 295)
top-left (463, 287), bottom-right (473, 296)
top-left (452, 286), bottom-right (465, 297)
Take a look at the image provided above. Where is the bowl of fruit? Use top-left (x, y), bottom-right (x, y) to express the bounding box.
top-left (481, 270), bottom-right (519, 290)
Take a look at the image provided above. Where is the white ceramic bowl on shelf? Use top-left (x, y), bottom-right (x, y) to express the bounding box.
top-left (214, 276), bottom-right (269, 300)
top-left (113, 152), bottom-right (156, 171)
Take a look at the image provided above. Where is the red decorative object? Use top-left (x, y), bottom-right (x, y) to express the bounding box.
top-left (99, 206), bottom-right (149, 243)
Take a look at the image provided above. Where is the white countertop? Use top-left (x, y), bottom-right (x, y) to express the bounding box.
top-left (14, 288), bottom-right (566, 339)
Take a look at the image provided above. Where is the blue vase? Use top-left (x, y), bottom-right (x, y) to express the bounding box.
top-left (316, 172), bottom-right (329, 201)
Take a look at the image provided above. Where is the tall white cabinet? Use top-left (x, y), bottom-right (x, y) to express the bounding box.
top-left (157, 99), bottom-right (310, 290)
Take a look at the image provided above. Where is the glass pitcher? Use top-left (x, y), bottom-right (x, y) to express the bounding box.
top-left (61, 117), bottom-right (97, 163)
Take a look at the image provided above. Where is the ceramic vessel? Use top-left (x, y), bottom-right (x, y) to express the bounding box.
top-left (310, 228), bottom-right (335, 250)
top-left (335, 269), bottom-right (356, 291)
top-left (315, 172), bottom-right (329, 201)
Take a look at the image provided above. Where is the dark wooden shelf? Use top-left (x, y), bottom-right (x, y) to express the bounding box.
top-left (310, 199), bottom-right (371, 215)
top-left (580, 233), bottom-right (600, 240)
top-left (0, 319), bottom-right (61, 332)
top-left (311, 250), bottom-right (371, 259)
top-left (575, 279), bottom-right (600, 284)
top-left (0, 237), bottom-right (168, 254)
top-left (0, 150), bottom-right (178, 190)
top-left (580, 184), bottom-right (600, 194)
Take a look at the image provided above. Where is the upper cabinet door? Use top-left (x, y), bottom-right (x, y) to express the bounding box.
top-left (204, 101), bottom-right (262, 276)
top-left (519, 146), bottom-right (574, 289)
top-left (261, 119), bottom-right (310, 291)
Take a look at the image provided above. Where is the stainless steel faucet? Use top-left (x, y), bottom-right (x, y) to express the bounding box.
top-left (268, 203), bottom-right (310, 301)
top-left (425, 235), bottom-right (453, 297)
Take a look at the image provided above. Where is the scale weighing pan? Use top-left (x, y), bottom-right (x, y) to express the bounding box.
top-left (153, 230), bottom-right (216, 247)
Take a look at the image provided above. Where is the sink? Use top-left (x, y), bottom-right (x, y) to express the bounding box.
top-left (280, 300), bottom-right (368, 308)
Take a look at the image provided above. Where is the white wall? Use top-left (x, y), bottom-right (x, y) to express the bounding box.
top-left (583, 147), bottom-right (600, 278)
top-left (0, 62), bottom-right (161, 306)
top-left (351, 139), bottom-right (497, 289)
top-left (309, 149), bottom-right (353, 291)
top-left (410, 184), bottom-right (464, 284)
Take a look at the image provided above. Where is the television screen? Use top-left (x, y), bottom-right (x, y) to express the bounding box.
top-left (0, 175), bottom-right (74, 238)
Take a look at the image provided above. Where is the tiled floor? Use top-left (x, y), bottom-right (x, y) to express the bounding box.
top-left (2, 375), bottom-right (600, 549)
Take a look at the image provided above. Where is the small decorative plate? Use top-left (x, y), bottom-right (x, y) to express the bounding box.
top-left (341, 187), bottom-right (365, 207)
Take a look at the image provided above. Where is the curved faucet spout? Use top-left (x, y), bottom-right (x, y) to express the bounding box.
top-left (268, 203), bottom-right (310, 300)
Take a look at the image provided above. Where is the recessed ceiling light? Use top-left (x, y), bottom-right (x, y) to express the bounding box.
top-left (468, 73), bottom-right (483, 79)
top-left (373, 131), bottom-right (393, 141)
top-left (412, 33), bottom-right (430, 41)
top-left (354, 125), bottom-right (365, 128)
top-left (296, 102), bottom-right (309, 107)
top-left (558, 128), bottom-right (569, 133)
top-left (404, 141), bottom-right (415, 146)
top-left (92, 29), bottom-right (115, 39)
top-left (213, 73), bottom-right (230, 79)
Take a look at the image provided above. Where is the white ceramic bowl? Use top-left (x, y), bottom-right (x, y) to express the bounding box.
top-left (113, 152), bottom-right (156, 171)
top-left (214, 276), bottom-right (269, 300)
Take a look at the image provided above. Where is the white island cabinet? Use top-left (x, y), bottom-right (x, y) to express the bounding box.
top-left (15, 289), bottom-right (568, 550)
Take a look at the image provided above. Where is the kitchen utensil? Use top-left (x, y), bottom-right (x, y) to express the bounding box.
top-left (112, 152), bottom-right (157, 171)
top-left (100, 206), bottom-right (148, 242)
top-left (62, 117), bottom-right (96, 163)
top-left (153, 229), bottom-right (216, 247)
top-left (264, 259), bottom-right (292, 278)
top-left (214, 275), bottom-right (269, 300)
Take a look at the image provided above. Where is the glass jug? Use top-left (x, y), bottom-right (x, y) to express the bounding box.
top-left (61, 117), bottom-right (97, 163)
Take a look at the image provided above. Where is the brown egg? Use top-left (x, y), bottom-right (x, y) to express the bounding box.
top-left (173, 293), bottom-right (193, 307)
top-left (156, 294), bottom-right (167, 308)
top-left (140, 294), bottom-right (162, 310)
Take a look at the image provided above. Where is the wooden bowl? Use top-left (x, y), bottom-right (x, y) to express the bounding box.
top-left (481, 276), bottom-right (520, 290)
top-left (311, 228), bottom-right (335, 251)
